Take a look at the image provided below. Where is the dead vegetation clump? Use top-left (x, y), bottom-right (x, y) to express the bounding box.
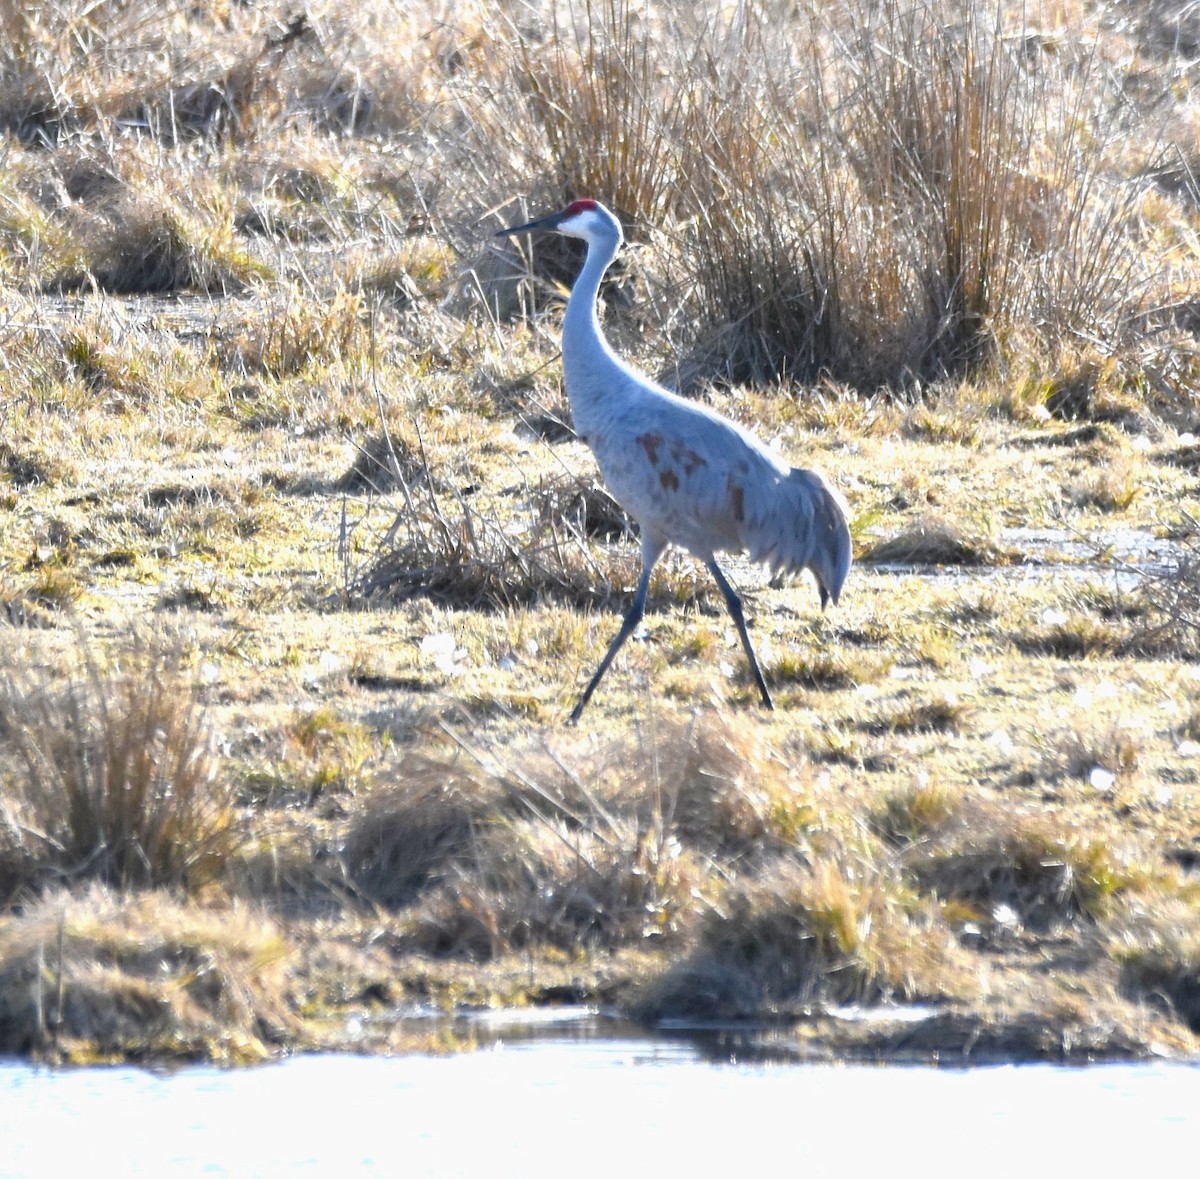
top-left (534, 473), bottom-right (632, 542)
top-left (1116, 903), bottom-right (1200, 1034)
top-left (606, 712), bottom-right (811, 862)
top-left (630, 858), bottom-right (960, 1023)
top-left (343, 714), bottom-right (811, 957)
top-left (335, 429), bottom-right (437, 496)
top-left (120, 13), bottom-right (314, 145)
top-left (401, 817), bottom-right (707, 958)
top-left (1036, 711), bottom-right (1142, 787)
top-left (48, 189), bottom-right (263, 295)
top-left (1126, 512), bottom-right (1200, 659)
top-left (0, 887), bottom-right (300, 1064)
top-left (341, 750), bottom-right (509, 910)
top-left (859, 691), bottom-right (972, 736)
top-left (0, 440), bottom-right (57, 488)
top-left (871, 779), bottom-right (962, 848)
top-left (860, 516), bottom-right (1007, 566)
top-left (0, 630), bottom-right (242, 898)
top-left (342, 740), bottom-right (704, 955)
top-left (0, 0), bottom-right (79, 145)
top-left (903, 803), bottom-right (1134, 937)
top-left (214, 287), bottom-right (364, 377)
top-left (348, 475), bottom-right (632, 612)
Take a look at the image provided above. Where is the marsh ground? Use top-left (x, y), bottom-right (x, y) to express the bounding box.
top-left (1, 0), bottom-right (1200, 1065)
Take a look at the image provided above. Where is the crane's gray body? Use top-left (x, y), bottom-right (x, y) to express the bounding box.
top-left (497, 199), bottom-right (851, 719)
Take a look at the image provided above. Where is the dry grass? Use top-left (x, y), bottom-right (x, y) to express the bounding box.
top-left (0, 0), bottom-right (1198, 1065)
top-left (343, 713), bottom-right (800, 955)
top-left (0, 629), bottom-right (242, 896)
top-left (346, 458), bottom-right (635, 611)
top-left (0, 886), bottom-right (300, 1064)
top-left (1117, 902), bottom-right (1200, 1033)
top-left (632, 857), bottom-right (966, 1022)
top-left (459, 0), bottom-right (1177, 390)
top-left (1128, 512), bottom-right (1200, 658)
top-left (861, 517), bottom-right (1009, 566)
top-left (908, 812), bottom-right (1134, 935)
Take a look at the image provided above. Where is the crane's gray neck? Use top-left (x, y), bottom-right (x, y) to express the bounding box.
top-left (561, 226), bottom-right (625, 422)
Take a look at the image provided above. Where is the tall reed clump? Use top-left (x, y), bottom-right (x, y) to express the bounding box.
top-left (470, 0), bottom-right (1164, 391)
top-left (502, 0), bottom-right (699, 227)
top-left (0, 631), bottom-right (240, 896)
top-left (676, 0), bottom-right (1152, 388)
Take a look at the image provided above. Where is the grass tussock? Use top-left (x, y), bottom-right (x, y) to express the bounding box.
top-left (215, 287), bottom-right (364, 378)
top-left (344, 712), bottom-right (813, 956)
top-left (631, 859), bottom-right (963, 1022)
top-left (1037, 712), bottom-right (1143, 786)
top-left (861, 517), bottom-right (1007, 566)
top-left (342, 749), bottom-right (508, 910)
top-left (871, 780), bottom-right (962, 848)
top-left (348, 465), bottom-right (631, 611)
top-left (238, 707), bottom-right (375, 810)
top-left (0, 440), bottom-right (58, 488)
top-left (1127, 512), bottom-right (1200, 658)
top-left (0, 887), bottom-right (299, 1064)
top-left (0, 630), bottom-right (242, 897)
top-left (1116, 904), bottom-right (1200, 1034)
top-left (343, 743), bottom-right (706, 956)
top-left (50, 189), bottom-right (263, 295)
top-left (861, 691), bottom-right (972, 736)
top-left (905, 802), bottom-right (1134, 935)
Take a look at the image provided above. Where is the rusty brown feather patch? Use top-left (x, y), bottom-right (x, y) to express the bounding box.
top-left (671, 442), bottom-right (707, 476)
top-left (637, 433), bottom-right (663, 466)
top-left (729, 482), bottom-right (745, 523)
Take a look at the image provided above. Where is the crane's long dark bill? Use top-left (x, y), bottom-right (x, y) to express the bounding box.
top-left (495, 212), bottom-right (564, 237)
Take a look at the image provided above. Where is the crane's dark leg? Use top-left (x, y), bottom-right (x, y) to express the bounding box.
top-left (568, 567), bottom-right (649, 724)
top-left (569, 539), bottom-right (663, 724)
top-left (707, 559), bottom-right (774, 710)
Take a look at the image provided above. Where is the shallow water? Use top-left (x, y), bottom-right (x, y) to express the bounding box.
top-left (860, 525), bottom-right (1187, 589)
top-left (2, 1018), bottom-right (1197, 1178)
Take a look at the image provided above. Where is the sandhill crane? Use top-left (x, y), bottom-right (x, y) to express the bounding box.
top-left (496, 199), bottom-right (851, 723)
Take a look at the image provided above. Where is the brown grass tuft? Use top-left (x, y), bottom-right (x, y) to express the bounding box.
top-left (1116, 904), bottom-right (1200, 1034)
top-left (349, 468), bottom-right (630, 612)
top-left (906, 804), bottom-right (1133, 935)
top-left (343, 711), bottom-right (809, 956)
top-left (861, 516), bottom-right (1007, 566)
top-left (342, 749), bottom-right (507, 910)
top-left (215, 287), bottom-right (363, 377)
top-left (631, 857), bottom-right (960, 1023)
top-left (1126, 512), bottom-right (1200, 658)
top-left (0, 886), bottom-right (299, 1064)
top-left (50, 189), bottom-right (262, 295)
top-left (872, 780), bottom-right (962, 847)
top-left (0, 629), bottom-right (242, 896)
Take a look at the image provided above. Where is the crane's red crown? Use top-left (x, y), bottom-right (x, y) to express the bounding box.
top-left (563, 198), bottom-right (599, 216)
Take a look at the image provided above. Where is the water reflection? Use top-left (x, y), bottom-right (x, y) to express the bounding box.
top-left (396, 1003), bottom-right (821, 1064)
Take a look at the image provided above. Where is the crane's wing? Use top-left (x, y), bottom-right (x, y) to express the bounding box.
top-left (587, 394), bottom-right (851, 606)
